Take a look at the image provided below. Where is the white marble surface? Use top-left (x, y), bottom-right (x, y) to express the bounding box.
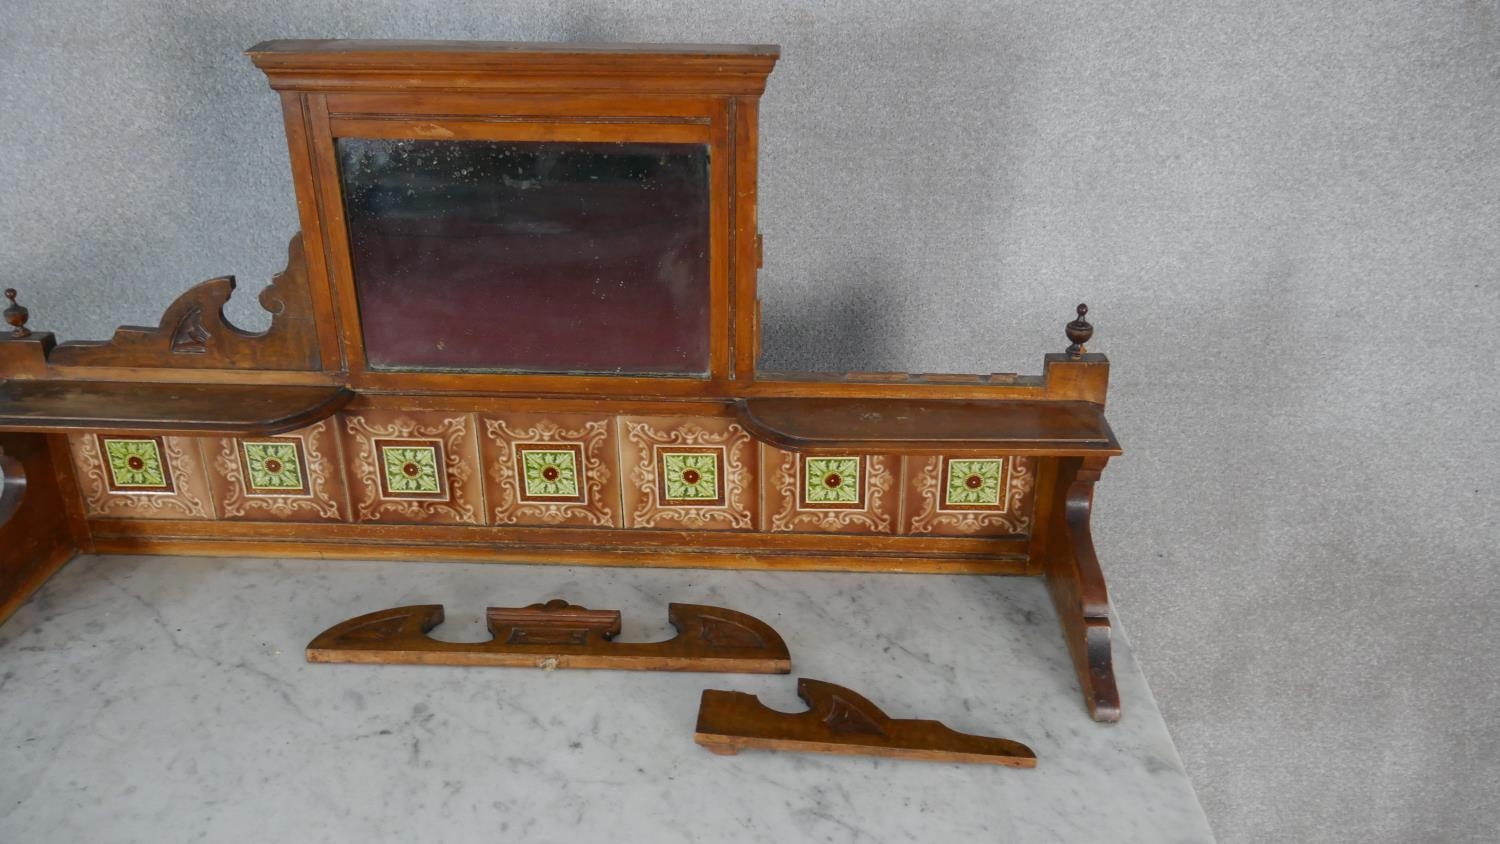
top-left (0, 555), bottom-right (1213, 843)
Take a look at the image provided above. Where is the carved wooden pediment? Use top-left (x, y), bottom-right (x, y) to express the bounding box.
top-left (49, 234), bottom-right (320, 370)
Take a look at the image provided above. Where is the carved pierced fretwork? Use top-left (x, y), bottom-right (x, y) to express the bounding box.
top-left (49, 233), bottom-right (321, 370)
top-left (695, 678), bottom-right (1037, 766)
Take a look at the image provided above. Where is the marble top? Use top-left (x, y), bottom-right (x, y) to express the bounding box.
top-left (0, 555), bottom-right (1213, 843)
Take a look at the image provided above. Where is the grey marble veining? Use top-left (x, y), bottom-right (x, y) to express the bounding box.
top-left (0, 555), bottom-right (1213, 843)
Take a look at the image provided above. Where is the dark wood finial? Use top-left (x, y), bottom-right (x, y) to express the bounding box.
top-left (1065, 303), bottom-right (1092, 358)
top-left (3, 288), bottom-right (31, 339)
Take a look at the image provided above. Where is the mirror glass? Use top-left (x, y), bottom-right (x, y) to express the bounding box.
top-left (338, 138), bottom-right (712, 375)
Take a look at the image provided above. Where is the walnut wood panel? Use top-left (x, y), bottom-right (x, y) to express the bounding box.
top-left (735, 398), bottom-right (1121, 456)
top-left (0, 381), bottom-right (352, 436)
top-left (85, 517), bottom-right (1031, 574)
top-left (308, 599), bottom-right (790, 672)
top-left (48, 235), bottom-right (322, 371)
top-left (0, 434), bottom-right (78, 624)
top-left (695, 678), bottom-right (1036, 767)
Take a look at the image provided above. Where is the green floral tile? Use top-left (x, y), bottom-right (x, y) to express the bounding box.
top-left (242, 441), bottom-right (305, 492)
top-left (944, 458), bottom-right (1005, 507)
top-left (520, 448), bottom-right (580, 499)
top-left (103, 438), bottom-right (170, 489)
top-left (804, 456), bottom-right (861, 506)
top-left (379, 443), bottom-right (443, 496)
top-left (661, 451), bottom-right (720, 502)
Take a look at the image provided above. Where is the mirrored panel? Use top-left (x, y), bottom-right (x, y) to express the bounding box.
top-left (338, 139), bottom-right (712, 375)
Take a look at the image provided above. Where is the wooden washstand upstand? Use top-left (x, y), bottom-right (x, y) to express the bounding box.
top-left (0, 40), bottom-right (1124, 721)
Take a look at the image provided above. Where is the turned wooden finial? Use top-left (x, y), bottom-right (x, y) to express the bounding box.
top-left (1065, 303), bottom-right (1092, 358)
top-left (3, 288), bottom-right (31, 339)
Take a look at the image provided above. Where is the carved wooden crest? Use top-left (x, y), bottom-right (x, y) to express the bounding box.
top-left (49, 233), bottom-right (321, 370)
top-left (307, 599), bottom-right (791, 673)
top-left (695, 678), bottom-right (1036, 766)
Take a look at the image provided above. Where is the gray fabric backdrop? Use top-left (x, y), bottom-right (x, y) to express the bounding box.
top-left (3, 2), bottom-right (1497, 841)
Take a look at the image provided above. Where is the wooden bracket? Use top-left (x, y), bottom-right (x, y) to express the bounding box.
top-left (695, 678), bottom-right (1036, 767)
top-left (307, 599), bottom-right (791, 673)
top-left (1044, 455), bottom-right (1121, 721)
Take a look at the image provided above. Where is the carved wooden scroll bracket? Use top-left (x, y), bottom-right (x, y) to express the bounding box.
top-left (695, 678), bottom-right (1036, 766)
top-left (48, 233), bottom-right (321, 370)
top-left (1044, 455), bottom-right (1120, 721)
top-left (307, 599), bottom-right (792, 673)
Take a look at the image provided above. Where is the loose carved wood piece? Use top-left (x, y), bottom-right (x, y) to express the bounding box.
top-left (307, 598), bottom-right (791, 673)
top-left (695, 678), bottom-right (1037, 767)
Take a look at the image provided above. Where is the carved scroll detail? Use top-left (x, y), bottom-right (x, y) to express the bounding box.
top-left (695, 678), bottom-right (1037, 767)
top-left (49, 233), bottom-right (321, 370)
top-left (306, 599), bottom-right (791, 673)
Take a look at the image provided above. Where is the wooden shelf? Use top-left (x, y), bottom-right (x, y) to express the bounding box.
top-left (735, 397), bottom-right (1121, 456)
top-left (0, 380), bottom-right (353, 436)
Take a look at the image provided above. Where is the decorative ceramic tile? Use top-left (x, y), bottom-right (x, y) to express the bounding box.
top-left (206, 420), bottom-right (346, 522)
top-left (903, 455), bottom-right (1036, 536)
top-left (802, 456), bottom-right (863, 508)
top-left (375, 440), bottom-right (447, 499)
top-left (341, 412), bottom-right (482, 525)
top-left (242, 440), bottom-right (308, 494)
top-left (762, 446), bottom-right (897, 534)
top-left (942, 458), bottom-right (1006, 510)
top-left (69, 434), bottom-right (212, 519)
top-left (479, 414), bottom-right (619, 527)
top-left (518, 446), bottom-right (584, 502)
top-left (101, 436), bottom-right (173, 492)
top-left (659, 448), bottom-right (725, 505)
top-left (619, 416), bottom-right (756, 530)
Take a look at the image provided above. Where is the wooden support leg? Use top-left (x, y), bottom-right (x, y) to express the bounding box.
top-left (0, 433), bottom-right (84, 626)
top-left (1042, 456), bottom-right (1121, 722)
